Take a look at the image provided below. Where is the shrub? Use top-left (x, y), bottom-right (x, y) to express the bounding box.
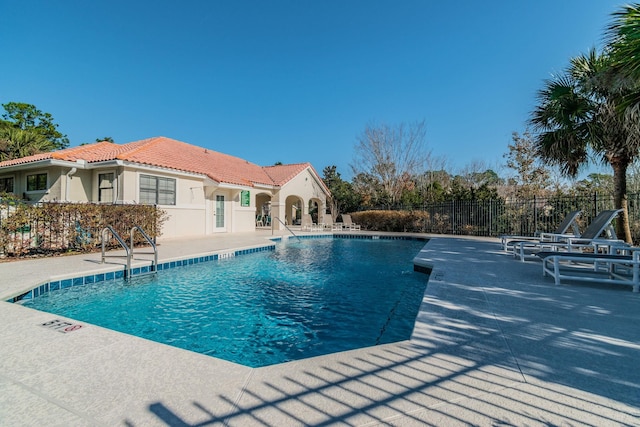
top-left (350, 210), bottom-right (429, 232)
top-left (0, 200), bottom-right (167, 258)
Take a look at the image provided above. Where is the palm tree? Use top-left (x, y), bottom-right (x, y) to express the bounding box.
top-left (0, 126), bottom-right (55, 161)
top-left (529, 49), bottom-right (640, 243)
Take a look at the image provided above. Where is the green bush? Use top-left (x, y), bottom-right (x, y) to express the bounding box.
top-left (350, 210), bottom-right (429, 232)
top-left (0, 200), bottom-right (167, 258)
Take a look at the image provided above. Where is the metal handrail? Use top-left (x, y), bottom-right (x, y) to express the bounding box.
top-left (101, 226), bottom-right (131, 277)
top-left (272, 216), bottom-right (301, 241)
top-left (130, 225), bottom-right (157, 272)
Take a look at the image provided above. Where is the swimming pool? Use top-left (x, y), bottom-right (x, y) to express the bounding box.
top-left (22, 236), bottom-right (429, 367)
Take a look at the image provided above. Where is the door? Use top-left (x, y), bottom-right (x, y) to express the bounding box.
top-left (215, 194), bottom-right (226, 231)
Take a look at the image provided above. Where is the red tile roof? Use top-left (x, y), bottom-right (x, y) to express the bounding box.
top-left (54, 140), bottom-right (151, 162)
top-left (111, 137), bottom-right (275, 186)
top-left (0, 152), bottom-right (53, 166)
top-left (263, 163), bottom-right (311, 185)
top-left (0, 137), bottom-right (327, 190)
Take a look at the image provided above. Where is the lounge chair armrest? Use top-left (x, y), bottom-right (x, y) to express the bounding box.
top-left (538, 232), bottom-right (574, 241)
top-left (565, 238), bottom-right (628, 252)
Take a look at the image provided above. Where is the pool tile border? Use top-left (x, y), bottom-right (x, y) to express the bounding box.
top-left (9, 234), bottom-right (428, 303)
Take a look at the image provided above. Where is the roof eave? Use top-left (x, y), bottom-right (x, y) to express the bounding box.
top-left (217, 182), bottom-right (253, 191)
top-left (0, 158), bottom-right (89, 173)
top-left (252, 182), bottom-right (277, 190)
top-left (203, 177), bottom-right (219, 187)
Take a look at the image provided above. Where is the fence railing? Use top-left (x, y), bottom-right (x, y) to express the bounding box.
top-left (365, 192), bottom-right (640, 242)
top-left (3, 193), bottom-right (639, 258)
top-left (0, 201), bottom-right (163, 258)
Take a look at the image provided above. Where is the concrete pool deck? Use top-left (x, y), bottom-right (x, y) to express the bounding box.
top-left (0, 231), bottom-right (639, 426)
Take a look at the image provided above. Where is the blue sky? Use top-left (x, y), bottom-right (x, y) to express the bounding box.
top-left (0, 1), bottom-right (624, 179)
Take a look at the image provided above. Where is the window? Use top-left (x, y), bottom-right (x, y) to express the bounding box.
top-left (139, 174), bottom-right (176, 205)
top-left (98, 172), bottom-right (115, 203)
top-left (0, 177), bottom-right (14, 193)
top-left (26, 173), bottom-right (47, 192)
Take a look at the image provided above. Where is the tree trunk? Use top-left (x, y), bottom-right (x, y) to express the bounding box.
top-left (611, 159), bottom-right (633, 243)
top-left (329, 197), bottom-right (339, 222)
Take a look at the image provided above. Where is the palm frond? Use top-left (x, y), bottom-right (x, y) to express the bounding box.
top-left (606, 4), bottom-right (640, 79)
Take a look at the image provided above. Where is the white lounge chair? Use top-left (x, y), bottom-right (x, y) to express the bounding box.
top-left (511, 209), bottom-right (625, 261)
top-left (321, 215), bottom-right (342, 231)
top-left (501, 210), bottom-right (582, 251)
top-left (301, 214), bottom-right (322, 232)
top-left (341, 214), bottom-right (361, 231)
top-left (537, 248), bottom-right (640, 292)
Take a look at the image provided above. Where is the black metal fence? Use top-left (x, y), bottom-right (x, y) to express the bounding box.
top-left (3, 193), bottom-right (639, 258)
top-left (366, 192), bottom-right (640, 242)
top-left (0, 200), bottom-right (164, 258)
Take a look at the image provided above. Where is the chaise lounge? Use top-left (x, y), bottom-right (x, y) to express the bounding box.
top-left (301, 214), bottom-right (323, 232)
top-left (321, 215), bottom-right (343, 231)
top-left (501, 210), bottom-right (582, 251)
top-left (341, 214), bottom-right (361, 231)
top-left (537, 248), bottom-right (640, 293)
top-left (511, 209), bottom-right (624, 261)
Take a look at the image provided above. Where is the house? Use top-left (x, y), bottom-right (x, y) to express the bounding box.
top-left (0, 137), bottom-right (330, 239)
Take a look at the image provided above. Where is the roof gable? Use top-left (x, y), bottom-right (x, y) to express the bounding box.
top-left (264, 163), bottom-right (330, 194)
top-left (263, 163), bottom-right (311, 186)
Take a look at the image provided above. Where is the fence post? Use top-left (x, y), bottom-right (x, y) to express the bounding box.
top-left (488, 199), bottom-right (492, 236)
top-left (451, 200), bottom-right (455, 234)
top-left (533, 195), bottom-right (537, 234)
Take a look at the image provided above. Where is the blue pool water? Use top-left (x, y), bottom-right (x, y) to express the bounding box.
top-left (23, 237), bottom-right (428, 367)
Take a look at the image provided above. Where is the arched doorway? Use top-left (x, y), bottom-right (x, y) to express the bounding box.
top-left (285, 195), bottom-right (303, 225)
top-left (308, 198), bottom-right (322, 224)
top-left (255, 192), bottom-right (272, 227)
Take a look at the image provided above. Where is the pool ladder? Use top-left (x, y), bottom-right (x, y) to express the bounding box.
top-left (272, 216), bottom-right (301, 241)
top-left (101, 225), bottom-right (157, 279)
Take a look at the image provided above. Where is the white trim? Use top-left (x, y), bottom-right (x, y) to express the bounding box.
top-left (252, 182), bottom-right (277, 191)
top-left (0, 159), bottom-right (74, 173)
top-left (217, 182), bottom-right (253, 191)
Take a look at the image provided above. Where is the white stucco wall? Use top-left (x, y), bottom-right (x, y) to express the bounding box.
top-left (280, 168), bottom-right (327, 211)
top-left (146, 171), bottom-right (207, 238)
top-left (119, 168), bottom-right (138, 203)
top-left (158, 206), bottom-right (207, 239)
top-left (233, 188), bottom-right (257, 232)
top-left (275, 167), bottom-right (327, 227)
top-left (67, 169), bottom-right (92, 201)
top-left (18, 167), bottom-right (61, 203)
top-left (224, 188), bottom-right (256, 233)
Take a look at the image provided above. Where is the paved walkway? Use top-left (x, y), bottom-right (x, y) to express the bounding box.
top-left (0, 232), bottom-right (639, 426)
